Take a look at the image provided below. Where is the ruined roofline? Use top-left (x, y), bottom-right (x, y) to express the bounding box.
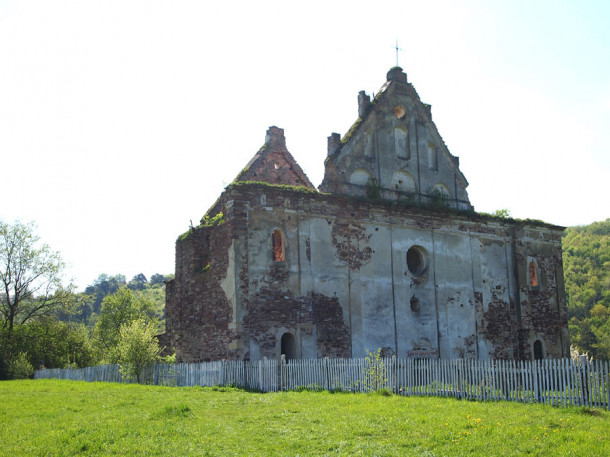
top-left (192, 183), bottom-right (564, 244)
top-left (218, 182), bottom-right (564, 232)
top-left (232, 126), bottom-right (316, 190)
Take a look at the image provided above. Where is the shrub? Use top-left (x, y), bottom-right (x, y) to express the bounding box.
top-left (361, 348), bottom-right (388, 393)
top-left (9, 352), bottom-right (34, 379)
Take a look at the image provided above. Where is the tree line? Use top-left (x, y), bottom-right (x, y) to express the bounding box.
top-left (1, 217), bottom-right (609, 380)
top-left (0, 220), bottom-right (172, 380)
top-left (563, 218), bottom-right (610, 360)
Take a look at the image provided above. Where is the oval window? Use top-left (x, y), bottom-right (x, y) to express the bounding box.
top-left (407, 246), bottom-right (428, 276)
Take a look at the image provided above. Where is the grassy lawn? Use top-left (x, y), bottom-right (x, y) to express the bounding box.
top-left (0, 380), bottom-right (608, 456)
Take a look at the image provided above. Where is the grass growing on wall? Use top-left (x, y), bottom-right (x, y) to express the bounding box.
top-left (1, 379), bottom-right (608, 456)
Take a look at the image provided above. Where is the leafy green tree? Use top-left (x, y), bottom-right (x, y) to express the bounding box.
top-left (0, 220), bottom-right (74, 378)
top-left (0, 220), bottom-right (71, 333)
top-left (60, 292), bottom-right (96, 326)
top-left (1, 317), bottom-right (96, 371)
top-left (93, 287), bottom-right (156, 362)
top-left (127, 273), bottom-right (148, 291)
top-left (590, 304), bottom-right (610, 360)
top-left (149, 274), bottom-right (167, 287)
top-left (134, 286), bottom-right (166, 328)
top-left (84, 274), bottom-right (126, 315)
top-left (116, 319), bottom-right (162, 383)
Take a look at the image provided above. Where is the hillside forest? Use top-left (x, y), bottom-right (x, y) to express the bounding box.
top-left (563, 218), bottom-right (610, 360)
top-left (1, 218), bottom-right (609, 379)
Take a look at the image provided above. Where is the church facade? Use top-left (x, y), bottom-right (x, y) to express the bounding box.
top-left (165, 67), bottom-right (569, 362)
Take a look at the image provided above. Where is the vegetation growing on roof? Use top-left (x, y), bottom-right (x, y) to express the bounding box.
top-left (177, 229), bottom-right (194, 242)
top-left (177, 212), bottom-right (225, 242)
top-left (200, 211), bottom-right (225, 227)
top-left (340, 88), bottom-right (387, 147)
top-left (475, 211), bottom-right (558, 227)
top-left (341, 117), bottom-right (363, 145)
top-left (491, 209), bottom-right (510, 219)
top-left (232, 166), bottom-right (250, 183)
top-left (228, 181), bottom-right (320, 194)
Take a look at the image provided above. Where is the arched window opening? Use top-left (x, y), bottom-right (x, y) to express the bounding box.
top-left (529, 261), bottom-right (539, 287)
top-left (281, 332), bottom-right (296, 360)
top-left (272, 229), bottom-right (285, 262)
top-left (428, 145), bottom-right (438, 171)
top-left (534, 340), bottom-right (544, 360)
top-left (394, 127), bottom-right (409, 159)
top-left (349, 168), bottom-right (371, 186)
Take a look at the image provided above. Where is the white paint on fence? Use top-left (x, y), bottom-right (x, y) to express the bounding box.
top-left (34, 357), bottom-right (609, 410)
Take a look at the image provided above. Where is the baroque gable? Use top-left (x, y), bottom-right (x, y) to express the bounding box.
top-left (320, 67), bottom-right (471, 210)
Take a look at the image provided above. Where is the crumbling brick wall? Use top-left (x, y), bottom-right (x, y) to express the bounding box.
top-left (165, 210), bottom-right (239, 362)
top-left (514, 227), bottom-right (568, 360)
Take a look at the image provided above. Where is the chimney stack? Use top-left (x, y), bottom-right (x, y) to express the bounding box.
top-left (327, 132), bottom-right (341, 157)
top-left (265, 126), bottom-right (286, 149)
top-left (358, 90), bottom-right (371, 118)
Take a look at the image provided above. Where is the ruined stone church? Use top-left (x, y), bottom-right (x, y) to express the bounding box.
top-left (165, 67), bottom-right (569, 362)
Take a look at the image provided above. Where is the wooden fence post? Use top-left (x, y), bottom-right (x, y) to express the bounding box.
top-left (580, 355), bottom-right (590, 406)
top-left (392, 355), bottom-right (398, 394)
top-left (532, 360), bottom-right (540, 403)
top-left (281, 355), bottom-right (286, 391)
top-left (259, 358), bottom-right (264, 392)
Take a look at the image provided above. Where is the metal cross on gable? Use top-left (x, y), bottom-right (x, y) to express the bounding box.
top-left (394, 40), bottom-right (404, 67)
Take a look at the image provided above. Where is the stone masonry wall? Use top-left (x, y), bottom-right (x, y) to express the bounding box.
top-left (166, 211), bottom-right (240, 362)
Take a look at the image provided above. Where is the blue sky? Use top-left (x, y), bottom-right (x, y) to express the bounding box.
top-left (1, 0), bottom-right (608, 289)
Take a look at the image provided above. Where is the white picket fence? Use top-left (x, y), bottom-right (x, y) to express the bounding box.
top-left (35, 357), bottom-right (609, 409)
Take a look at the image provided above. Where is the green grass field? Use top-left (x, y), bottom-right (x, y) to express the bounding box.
top-left (0, 380), bottom-right (608, 456)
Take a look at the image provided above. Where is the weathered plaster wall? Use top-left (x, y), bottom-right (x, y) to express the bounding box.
top-left (167, 184), bottom-right (568, 363)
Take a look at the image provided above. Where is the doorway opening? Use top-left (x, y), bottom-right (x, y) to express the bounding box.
top-left (534, 340), bottom-right (544, 360)
top-left (281, 332), bottom-right (296, 360)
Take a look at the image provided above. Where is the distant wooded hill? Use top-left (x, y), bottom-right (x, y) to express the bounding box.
top-left (563, 218), bottom-right (610, 359)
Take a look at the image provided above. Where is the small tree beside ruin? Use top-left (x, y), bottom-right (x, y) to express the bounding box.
top-left (361, 348), bottom-right (389, 393)
top-left (116, 319), bottom-right (162, 384)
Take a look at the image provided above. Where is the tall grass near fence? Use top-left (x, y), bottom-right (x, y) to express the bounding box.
top-left (35, 356), bottom-right (609, 409)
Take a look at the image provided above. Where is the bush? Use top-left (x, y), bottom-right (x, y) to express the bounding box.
top-left (9, 352), bottom-right (34, 379)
